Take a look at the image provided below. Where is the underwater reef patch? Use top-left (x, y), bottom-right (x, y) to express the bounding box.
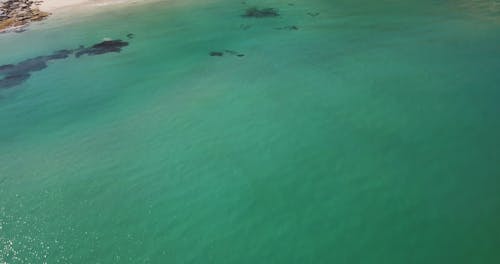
top-left (242, 7), bottom-right (279, 18)
top-left (275, 25), bottom-right (299, 31)
top-left (75, 40), bottom-right (129, 57)
top-left (0, 39), bottom-right (130, 90)
top-left (307, 12), bottom-right (320, 17)
top-left (209, 51), bottom-right (224, 57)
top-left (209, 50), bottom-right (245, 58)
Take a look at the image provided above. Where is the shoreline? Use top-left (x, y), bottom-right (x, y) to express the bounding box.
top-left (39, 0), bottom-right (157, 12)
top-left (39, 0), bottom-right (102, 12)
top-left (0, 0), bottom-right (159, 33)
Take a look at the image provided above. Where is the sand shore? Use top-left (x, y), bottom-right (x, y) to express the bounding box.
top-left (1, 0), bottom-right (160, 32)
top-left (40, 0), bottom-right (157, 13)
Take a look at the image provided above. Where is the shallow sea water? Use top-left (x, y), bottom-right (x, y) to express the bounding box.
top-left (1, 0), bottom-right (500, 263)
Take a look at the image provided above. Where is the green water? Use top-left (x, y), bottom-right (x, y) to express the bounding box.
top-left (1, 0), bottom-right (500, 262)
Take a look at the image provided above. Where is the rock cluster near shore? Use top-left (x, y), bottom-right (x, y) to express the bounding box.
top-left (0, 0), bottom-right (50, 33)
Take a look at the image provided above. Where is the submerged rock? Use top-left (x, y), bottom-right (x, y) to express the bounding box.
top-left (0, 73), bottom-right (30, 89)
top-left (242, 7), bottom-right (279, 18)
top-left (1, 38), bottom-right (130, 90)
top-left (14, 57), bottom-right (49, 72)
top-left (307, 12), bottom-right (320, 17)
top-left (46, 49), bottom-right (73, 60)
top-left (210, 51), bottom-right (224, 57)
top-left (210, 50), bottom-right (245, 58)
top-left (0, 49), bottom-right (73, 89)
top-left (75, 40), bottom-right (129, 57)
top-left (275, 25), bottom-right (299, 31)
top-left (0, 64), bottom-right (15, 73)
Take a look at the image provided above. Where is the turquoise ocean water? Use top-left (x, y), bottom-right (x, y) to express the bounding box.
top-left (1, 0), bottom-right (500, 262)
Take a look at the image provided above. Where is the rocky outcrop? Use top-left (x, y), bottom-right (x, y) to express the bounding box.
top-left (0, 0), bottom-right (50, 33)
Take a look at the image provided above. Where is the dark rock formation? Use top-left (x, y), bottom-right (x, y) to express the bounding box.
top-left (307, 12), bottom-right (320, 17)
top-left (0, 39), bottom-right (130, 89)
top-left (210, 50), bottom-right (245, 58)
top-left (0, 49), bottom-right (69, 89)
top-left (0, 73), bottom-right (30, 89)
top-left (0, 64), bottom-right (15, 72)
top-left (275, 25), bottom-right (299, 31)
top-left (46, 49), bottom-right (73, 60)
top-left (0, 0), bottom-right (50, 33)
top-left (242, 7), bottom-right (279, 18)
top-left (75, 40), bottom-right (129, 57)
top-left (209, 51), bottom-right (224, 57)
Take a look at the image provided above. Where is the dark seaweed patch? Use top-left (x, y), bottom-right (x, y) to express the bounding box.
top-left (275, 25), bottom-right (299, 31)
top-left (210, 50), bottom-right (245, 58)
top-left (0, 64), bottom-right (15, 73)
top-left (47, 49), bottom-right (73, 60)
top-left (75, 40), bottom-right (129, 57)
top-left (0, 73), bottom-right (30, 89)
top-left (14, 57), bottom-right (49, 72)
top-left (307, 12), bottom-right (320, 17)
top-left (0, 39), bottom-right (130, 90)
top-left (210, 51), bottom-right (224, 57)
top-left (242, 7), bottom-right (279, 18)
top-left (0, 49), bottom-right (72, 89)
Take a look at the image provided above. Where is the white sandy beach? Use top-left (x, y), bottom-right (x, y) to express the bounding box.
top-left (39, 0), bottom-right (157, 13)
